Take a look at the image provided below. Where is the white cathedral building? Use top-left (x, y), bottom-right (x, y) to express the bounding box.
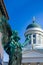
top-left (22, 18), bottom-right (43, 65)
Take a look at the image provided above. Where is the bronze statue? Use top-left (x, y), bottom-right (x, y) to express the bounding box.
top-left (0, 16), bottom-right (30, 65)
top-left (3, 31), bottom-right (29, 65)
top-left (4, 31), bottom-right (22, 65)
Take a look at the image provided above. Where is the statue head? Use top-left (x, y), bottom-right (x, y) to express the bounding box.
top-left (11, 30), bottom-right (20, 42)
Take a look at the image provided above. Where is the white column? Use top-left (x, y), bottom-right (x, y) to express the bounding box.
top-left (36, 34), bottom-right (39, 45)
top-left (41, 35), bottom-right (43, 45)
top-left (36, 34), bottom-right (38, 44)
top-left (31, 34), bottom-right (33, 45)
top-left (31, 34), bottom-right (33, 50)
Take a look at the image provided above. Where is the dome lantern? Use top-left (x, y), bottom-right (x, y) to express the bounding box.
top-left (26, 17), bottom-right (41, 30)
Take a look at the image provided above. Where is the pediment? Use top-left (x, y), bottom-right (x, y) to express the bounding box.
top-left (22, 50), bottom-right (43, 58)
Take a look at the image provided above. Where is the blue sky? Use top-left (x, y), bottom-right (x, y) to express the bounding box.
top-left (4, 0), bottom-right (43, 62)
top-left (4, 0), bottom-right (43, 43)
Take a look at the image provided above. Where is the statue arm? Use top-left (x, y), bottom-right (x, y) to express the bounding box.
top-left (21, 39), bottom-right (29, 47)
top-left (21, 35), bottom-right (30, 47)
top-left (17, 39), bottom-right (29, 48)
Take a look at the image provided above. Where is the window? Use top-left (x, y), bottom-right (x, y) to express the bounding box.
top-left (33, 34), bottom-right (36, 44)
top-left (28, 35), bottom-right (31, 44)
top-left (38, 34), bottom-right (41, 44)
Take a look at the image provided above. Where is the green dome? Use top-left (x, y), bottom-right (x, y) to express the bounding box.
top-left (26, 22), bottom-right (41, 30)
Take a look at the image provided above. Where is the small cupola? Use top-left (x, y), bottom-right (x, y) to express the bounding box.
top-left (26, 17), bottom-right (41, 30)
